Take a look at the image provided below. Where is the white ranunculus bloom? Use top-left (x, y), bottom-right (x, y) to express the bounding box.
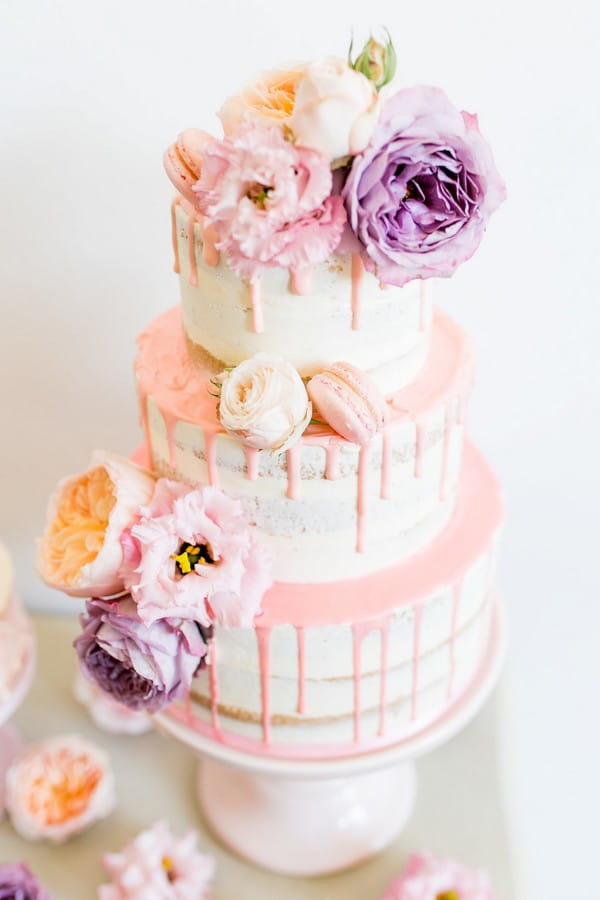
top-left (218, 353), bottom-right (311, 452)
top-left (290, 57), bottom-right (380, 162)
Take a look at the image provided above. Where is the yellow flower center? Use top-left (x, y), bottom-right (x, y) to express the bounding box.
top-left (437, 892), bottom-right (459, 900)
top-left (172, 543), bottom-right (215, 575)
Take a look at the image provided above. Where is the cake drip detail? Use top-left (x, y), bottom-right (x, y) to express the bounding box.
top-left (256, 626), bottom-right (272, 744)
top-left (249, 279), bottom-right (264, 333)
top-left (410, 602), bottom-right (424, 721)
top-left (296, 626), bottom-right (306, 715)
top-left (351, 252), bottom-right (364, 329)
top-left (170, 197), bottom-right (181, 274)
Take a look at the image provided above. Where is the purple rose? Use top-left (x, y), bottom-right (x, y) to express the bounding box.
top-left (0, 862), bottom-right (50, 899)
top-left (342, 86), bottom-right (506, 286)
top-left (74, 596), bottom-right (208, 713)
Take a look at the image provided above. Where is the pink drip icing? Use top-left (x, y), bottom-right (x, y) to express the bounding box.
top-left (380, 427), bottom-right (392, 499)
top-left (378, 616), bottom-right (392, 737)
top-left (356, 440), bottom-right (373, 553)
top-left (410, 603), bottom-right (424, 721)
top-left (289, 266), bottom-right (313, 295)
top-left (439, 405), bottom-right (452, 501)
top-left (351, 253), bottom-right (364, 330)
top-left (256, 627), bottom-right (272, 745)
top-left (202, 426), bottom-right (219, 486)
top-left (245, 447), bottom-right (259, 481)
top-left (446, 580), bottom-right (462, 700)
top-left (419, 280), bottom-right (429, 330)
top-left (286, 443), bottom-right (302, 500)
top-left (137, 393), bottom-right (152, 462)
top-left (249, 279), bottom-right (264, 333)
top-left (187, 216), bottom-right (198, 286)
top-left (325, 438), bottom-right (342, 480)
top-left (296, 626), bottom-right (306, 715)
top-left (201, 223), bottom-right (220, 266)
top-left (170, 198), bottom-right (181, 274)
top-left (414, 420), bottom-right (425, 478)
top-left (352, 622), bottom-right (366, 742)
top-left (208, 638), bottom-right (221, 734)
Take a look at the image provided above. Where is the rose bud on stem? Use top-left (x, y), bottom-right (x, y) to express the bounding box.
top-left (348, 28), bottom-right (397, 90)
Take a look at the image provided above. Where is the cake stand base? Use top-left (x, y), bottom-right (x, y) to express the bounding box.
top-left (199, 756), bottom-right (416, 876)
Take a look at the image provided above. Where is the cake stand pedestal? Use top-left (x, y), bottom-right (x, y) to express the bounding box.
top-left (0, 643), bottom-right (35, 817)
top-left (157, 602), bottom-right (505, 876)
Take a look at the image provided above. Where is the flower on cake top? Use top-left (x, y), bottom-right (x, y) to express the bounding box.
top-left (193, 123), bottom-right (346, 281)
top-left (121, 479), bottom-right (272, 628)
top-left (342, 86), bottom-right (506, 286)
top-left (37, 452), bottom-right (155, 598)
top-left (0, 862), bottom-right (50, 899)
top-left (381, 852), bottom-right (494, 899)
top-left (289, 57), bottom-right (380, 162)
top-left (218, 64), bottom-right (307, 134)
top-left (5, 734), bottom-right (116, 843)
top-left (98, 820), bottom-right (215, 900)
top-left (73, 669), bottom-right (152, 735)
top-left (217, 353), bottom-right (312, 452)
top-left (74, 596), bottom-right (207, 713)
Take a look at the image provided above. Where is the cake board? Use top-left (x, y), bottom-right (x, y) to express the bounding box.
top-left (155, 598), bottom-right (506, 876)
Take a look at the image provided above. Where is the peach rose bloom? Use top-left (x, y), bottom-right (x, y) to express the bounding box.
top-left (218, 65), bottom-right (306, 134)
top-left (5, 734), bottom-right (116, 842)
top-left (37, 452), bottom-right (155, 597)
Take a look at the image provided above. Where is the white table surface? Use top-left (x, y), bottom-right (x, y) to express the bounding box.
top-left (0, 615), bottom-right (516, 899)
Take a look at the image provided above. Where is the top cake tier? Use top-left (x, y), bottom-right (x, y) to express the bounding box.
top-left (172, 198), bottom-right (432, 394)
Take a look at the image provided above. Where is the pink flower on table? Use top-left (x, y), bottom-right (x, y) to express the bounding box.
top-left (193, 123), bottom-right (346, 280)
top-left (73, 670), bottom-right (152, 735)
top-left (37, 452), bottom-right (155, 598)
top-left (98, 820), bottom-right (214, 899)
top-left (381, 852), bottom-right (494, 899)
top-left (5, 734), bottom-right (116, 843)
top-left (121, 479), bottom-right (273, 628)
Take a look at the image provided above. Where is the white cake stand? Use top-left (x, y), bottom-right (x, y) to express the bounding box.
top-left (0, 638), bottom-right (36, 818)
top-left (156, 602), bottom-right (506, 876)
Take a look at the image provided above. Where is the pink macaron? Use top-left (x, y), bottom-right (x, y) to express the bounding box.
top-left (307, 362), bottom-right (388, 445)
top-left (163, 128), bottom-right (212, 205)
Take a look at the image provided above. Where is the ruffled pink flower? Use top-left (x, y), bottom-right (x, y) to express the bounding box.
top-left (73, 671), bottom-right (152, 735)
top-left (381, 852), bottom-right (494, 899)
top-left (99, 820), bottom-right (214, 900)
top-left (121, 479), bottom-right (272, 628)
top-left (193, 123), bottom-right (346, 279)
top-left (5, 734), bottom-right (116, 843)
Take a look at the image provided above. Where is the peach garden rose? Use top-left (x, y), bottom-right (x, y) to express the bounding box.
top-left (218, 65), bottom-right (306, 134)
top-left (37, 452), bottom-right (155, 597)
top-left (5, 734), bottom-right (116, 843)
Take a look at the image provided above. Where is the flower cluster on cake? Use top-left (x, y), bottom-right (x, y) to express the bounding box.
top-left (39, 31), bottom-right (505, 756)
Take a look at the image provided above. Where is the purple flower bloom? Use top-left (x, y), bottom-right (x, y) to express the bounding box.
top-left (343, 86), bottom-right (506, 286)
top-left (74, 596), bottom-right (207, 713)
top-left (0, 862), bottom-right (50, 899)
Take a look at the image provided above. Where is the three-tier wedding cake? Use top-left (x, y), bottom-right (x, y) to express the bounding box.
top-left (38, 33), bottom-right (505, 760)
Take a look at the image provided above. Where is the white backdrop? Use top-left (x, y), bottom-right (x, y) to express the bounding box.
top-left (2, 1), bottom-right (599, 897)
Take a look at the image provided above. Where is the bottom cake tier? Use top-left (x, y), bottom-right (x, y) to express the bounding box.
top-left (161, 443), bottom-right (502, 759)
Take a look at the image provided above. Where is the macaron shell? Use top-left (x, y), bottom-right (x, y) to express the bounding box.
top-left (308, 370), bottom-right (378, 445)
top-left (163, 129), bottom-right (213, 205)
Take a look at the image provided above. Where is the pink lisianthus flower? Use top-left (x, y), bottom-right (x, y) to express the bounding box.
top-left (381, 852), bottom-right (494, 899)
top-left (99, 820), bottom-right (215, 900)
top-left (193, 123), bottom-right (346, 280)
top-left (121, 479), bottom-right (273, 628)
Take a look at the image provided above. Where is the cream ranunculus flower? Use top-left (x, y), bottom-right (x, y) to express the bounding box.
top-left (218, 65), bottom-right (307, 135)
top-left (218, 354), bottom-right (312, 452)
top-left (37, 452), bottom-right (155, 597)
top-left (290, 57), bottom-right (380, 162)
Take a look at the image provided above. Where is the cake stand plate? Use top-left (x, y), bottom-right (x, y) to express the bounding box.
top-left (156, 602), bottom-right (506, 876)
top-left (0, 642), bottom-right (35, 818)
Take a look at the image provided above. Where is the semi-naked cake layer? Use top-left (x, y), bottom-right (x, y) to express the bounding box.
top-left (162, 443), bottom-right (502, 757)
top-left (172, 198), bottom-right (433, 393)
top-left (136, 307), bottom-right (473, 582)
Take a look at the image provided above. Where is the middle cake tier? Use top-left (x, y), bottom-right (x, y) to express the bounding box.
top-left (136, 306), bottom-right (473, 583)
